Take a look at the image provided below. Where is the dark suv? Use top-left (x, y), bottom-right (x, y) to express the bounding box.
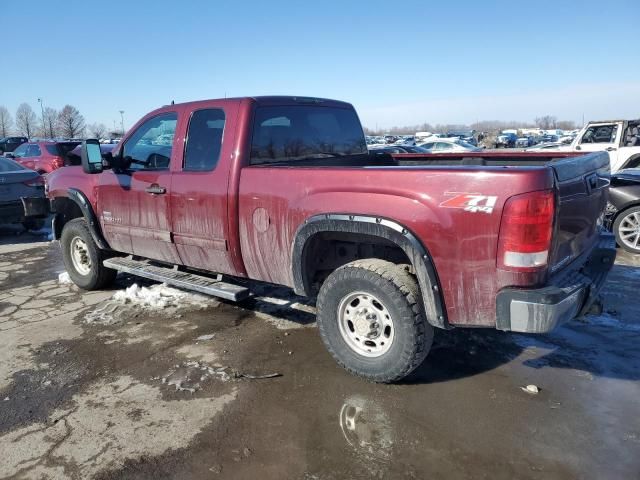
top-left (0, 137), bottom-right (28, 154)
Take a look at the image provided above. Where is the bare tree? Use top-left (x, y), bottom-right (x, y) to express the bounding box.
top-left (57, 105), bottom-right (85, 138)
top-left (535, 115), bottom-right (558, 130)
top-left (88, 122), bottom-right (107, 139)
top-left (42, 107), bottom-right (58, 138)
top-left (16, 103), bottom-right (37, 138)
top-left (556, 120), bottom-right (577, 130)
top-left (0, 106), bottom-right (13, 137)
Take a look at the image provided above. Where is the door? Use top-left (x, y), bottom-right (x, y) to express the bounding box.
top-left (170, 105), bottom-right (239, 275)
top-left (98, 111), bottom-right (181, 263)
top-left (576, 123), bottom-right (621, 167)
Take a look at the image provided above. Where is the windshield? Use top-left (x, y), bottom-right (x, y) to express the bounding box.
top-left (250, 105), bottom-right (367, 165)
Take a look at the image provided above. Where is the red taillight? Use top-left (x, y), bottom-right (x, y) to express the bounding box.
top-left (23, 176), bottom-right (45, 187)
top-left (497, 189), bottom-right (555, 271)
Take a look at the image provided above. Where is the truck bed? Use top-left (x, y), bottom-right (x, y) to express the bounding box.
top-left (240, 151), bottom-right (610, 328)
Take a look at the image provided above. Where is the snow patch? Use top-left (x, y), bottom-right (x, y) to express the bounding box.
top-left (85, 283), bottom-right (215, 324)
top-left (58, 272), bottom-right (72, 284)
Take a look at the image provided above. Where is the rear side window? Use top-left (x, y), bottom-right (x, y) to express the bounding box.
top-left (183, 109), bottom-right (226, 171)
top-left (26, 144), bottom-right (42, 157)
top-left (250, 105), bottom-right (367, 165)
top-left (46, 145), bottom-right (60, 155)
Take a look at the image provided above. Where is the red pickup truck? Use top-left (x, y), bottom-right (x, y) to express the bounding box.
top-left (46, 96), bottom-right (616, 382)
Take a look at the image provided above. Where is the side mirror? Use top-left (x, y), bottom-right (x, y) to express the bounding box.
top-left (5, 153), bottom-right (14, 159)
top-left (80, 139), bottom-right (103, 174)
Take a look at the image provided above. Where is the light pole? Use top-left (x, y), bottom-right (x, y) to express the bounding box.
top-left (37, 98), bottom-right (46, 138)
top-left (119, 110), bottom-right (125, 136)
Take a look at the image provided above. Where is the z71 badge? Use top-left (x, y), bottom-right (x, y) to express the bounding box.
top-left (440, 193), bottom-right (498, 214)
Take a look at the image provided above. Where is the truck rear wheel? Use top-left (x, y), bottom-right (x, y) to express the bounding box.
top-left (316, 259), bottom-right (433, 383)
top-left (60, 218), bottom-right (117, 290)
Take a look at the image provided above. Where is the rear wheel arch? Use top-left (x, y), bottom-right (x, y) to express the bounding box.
top-left (292, 214), bottom-right (448, 328)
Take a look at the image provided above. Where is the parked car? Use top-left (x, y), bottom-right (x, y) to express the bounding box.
top-left (45, 95), bottom-right (615, 383)
top-left (369, 145), bottom-right (411, 154)
top-left (418, 138), bottom-right (482, 152)
top-left (446, 131), bottom-right (477, 146)
top-left (515, 136), bottom-right (536, 148)
top-left (370, 145), bottom-right (429, 154)
top-left (494, 132), bottom-right (517, 148)
top-left (605, 169), bottom-right (640, 254)
top-left (0, 156), bottom-right (47, 230)
top-left (6, 141), bottom-right (81, 174)
top-left (0, 136), bottom-right (28, 155)
top-left (541, 134), bottom-right (560, 143)
top-left (525, 142), bottom-right (565, 151)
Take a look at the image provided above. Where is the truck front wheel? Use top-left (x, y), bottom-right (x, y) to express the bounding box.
top-left (316, 259), bottom-right (433, 383)
top-left (60, 218), bottom-right (117, 290)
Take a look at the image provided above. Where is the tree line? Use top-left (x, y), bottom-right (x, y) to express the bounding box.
top-left (0, 103), bottom-right (108, 140)
top-left (364, 116), bottom-right (578, 136)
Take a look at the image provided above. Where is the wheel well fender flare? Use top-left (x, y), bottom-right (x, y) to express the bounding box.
top-left (53, 188), bottom-right (110, 250)
top-left (292, 214), bottom-right (448, 328)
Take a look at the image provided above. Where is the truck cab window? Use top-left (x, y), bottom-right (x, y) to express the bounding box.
top-left (250, 105), bottom-right (367, 165)
top-left (183, 109), bottom-right (226, 171)
top-left (580, 125), bottom-right (616, 144)
top-left (122, 113), bottom-right (177, 170)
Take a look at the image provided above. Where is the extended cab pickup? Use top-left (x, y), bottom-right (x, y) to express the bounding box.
top-left (46, 96), bottom-right (616, 382)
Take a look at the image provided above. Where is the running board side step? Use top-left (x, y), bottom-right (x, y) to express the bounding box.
top-left (103, 257), bottom-right (250, 302)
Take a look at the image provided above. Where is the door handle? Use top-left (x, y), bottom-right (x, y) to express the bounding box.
top-left (145, 184), bottom-right (166, 195)
top-left (606, 147), bottom-right (617, 152)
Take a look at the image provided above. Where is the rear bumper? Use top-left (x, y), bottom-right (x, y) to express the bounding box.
top-left (0, 197), bottom-right (48, 223)
top-left (496, 232), bottom-right (616, 333)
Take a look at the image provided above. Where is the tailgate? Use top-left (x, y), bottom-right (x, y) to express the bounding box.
top-left (548, 151), bottom-right (610, 273)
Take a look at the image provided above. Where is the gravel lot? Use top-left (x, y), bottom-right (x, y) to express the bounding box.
top-left (1, 226), bottom-right (639, 479)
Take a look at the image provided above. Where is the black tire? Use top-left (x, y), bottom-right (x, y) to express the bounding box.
top-left (316, 259), bottom-right (433, 383)
top-left (60, 218), bottom-right (117, 290)
top-left (22, 218), bottom-right (45, 231)
top-left (613, 206), bottom-right (640, 254)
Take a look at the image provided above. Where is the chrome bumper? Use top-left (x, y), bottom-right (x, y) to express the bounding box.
top-left (496, 232), bottom-right (616, 333)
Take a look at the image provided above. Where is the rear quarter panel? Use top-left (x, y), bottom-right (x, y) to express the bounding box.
top-left (238, 165), bottom-right (554, 326)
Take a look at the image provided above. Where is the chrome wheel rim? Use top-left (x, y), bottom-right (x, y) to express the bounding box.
top-left (337, 292), bottom-right (394, 357)
top-left (70, 236), bottom-right (92, 275)
top-left (618, 211), bottom-right (640, 251)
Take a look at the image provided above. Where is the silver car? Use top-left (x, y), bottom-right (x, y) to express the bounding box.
top-left (0, 157), bottom-right (47, 230)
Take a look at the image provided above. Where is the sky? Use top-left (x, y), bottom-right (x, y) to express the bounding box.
top-left (2, 0), bottom-right (639, 132)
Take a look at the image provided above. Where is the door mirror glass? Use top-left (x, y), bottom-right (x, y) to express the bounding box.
top-left (81, 139), bottom-right (103, 174)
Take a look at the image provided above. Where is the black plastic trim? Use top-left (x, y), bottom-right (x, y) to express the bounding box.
top-left (64, 188), bottom-right (110, 250)
top-left (292, 214), bottom-right (449, 329)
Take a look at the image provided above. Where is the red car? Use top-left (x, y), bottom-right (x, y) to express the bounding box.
top-left (8, 141), bottom-right (80, 174)
top-left (45, 96), bottom-right (615, 382)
